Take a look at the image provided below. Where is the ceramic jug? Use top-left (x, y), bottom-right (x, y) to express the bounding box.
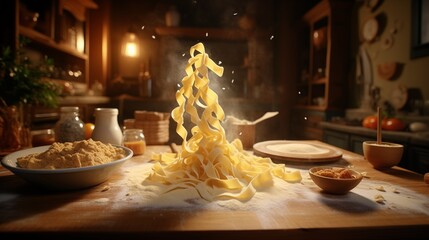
top-left (92, 108), bottom-right (123, 145)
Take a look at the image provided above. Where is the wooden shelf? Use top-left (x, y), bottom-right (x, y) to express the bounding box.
top-left (155, 27), bottom-right (250, 41)
top-left (291, 0), bottom-right (353, 140)
top-left (19, 26), bottom-right (88, 60)
top-left (310, 77), bottom-right (327, 85)
top-left (295, 104), bottom-right (327, 111)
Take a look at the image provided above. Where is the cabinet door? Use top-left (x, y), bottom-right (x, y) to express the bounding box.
top-left (290, 109), bottom-right (325, 140)
top-left (408, 146), bottom-right (429, 174)
top-left (323, 129), bottom-right (349, 150)
top-left (350, 135), bottom-right (373, 155)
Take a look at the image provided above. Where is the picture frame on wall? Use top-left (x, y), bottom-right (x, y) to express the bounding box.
top-left (411, 0), bottom-right (429, 58)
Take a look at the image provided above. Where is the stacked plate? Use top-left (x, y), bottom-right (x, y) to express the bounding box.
top-left (124, 111), bottom-right (170, 145)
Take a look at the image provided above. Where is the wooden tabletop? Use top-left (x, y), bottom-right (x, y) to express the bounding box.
top-left (1, 142), bottom-right (429, 240)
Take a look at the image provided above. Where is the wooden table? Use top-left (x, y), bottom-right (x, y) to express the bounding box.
top-left (1, 142), bottom-right (429, 240)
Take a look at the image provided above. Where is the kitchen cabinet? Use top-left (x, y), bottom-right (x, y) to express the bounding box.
top-left (0, 0), bottom-right (106, 129)
top-left (408, 146), bottom-right (429, 174)
top-left (0, 0), bottom-right (98, 88)
top-left (321, 121), bottom-right (429, 174)
top-left (291, 0), bottom-right (353, 140)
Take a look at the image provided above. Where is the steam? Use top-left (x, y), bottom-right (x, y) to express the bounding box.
top-left (160, 0), bottom-right (275, 122)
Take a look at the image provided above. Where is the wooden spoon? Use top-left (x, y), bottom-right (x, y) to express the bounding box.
top-left (377, 106), bottom-right (382, 144)
top-left (252, 112), bottom-right (279, 125)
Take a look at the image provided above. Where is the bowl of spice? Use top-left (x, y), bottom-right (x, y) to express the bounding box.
top-left (309, 166), bottom-right (363, 194)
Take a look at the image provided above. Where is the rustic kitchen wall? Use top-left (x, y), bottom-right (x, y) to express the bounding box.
top-left (351, 0), bottom-right (429, 115)
top-left (107, 0), bottom-right (276, 101)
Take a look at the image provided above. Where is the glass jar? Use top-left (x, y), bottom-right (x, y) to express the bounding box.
top-left (54, 106), bottom-right (85, 142)
top-left (122, 129), bottom-right (146, 155)
top-left (92, 108), bottom-right (123, 145)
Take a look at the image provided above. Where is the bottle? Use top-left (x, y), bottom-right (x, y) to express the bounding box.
top-left (138, 63), bottom-right (152, 98)
top-left (165, 6), bottom-right (180, 27)
top-left (91, 108), bottom-right (123, 145)
top-left (54, 106), bottom-right (85, 142)
top-left (122, 129), bottom-right (146, 155)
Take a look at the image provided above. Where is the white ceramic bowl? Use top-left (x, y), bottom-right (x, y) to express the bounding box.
top-left (363, 141), bottom-right (403, 170)
top-left (1, 145), bottom-right (133, 190)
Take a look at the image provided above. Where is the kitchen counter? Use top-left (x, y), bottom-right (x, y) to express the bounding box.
top-left (320, 121), bottom-right (429, 146)
top-left (59, 95), bottom-right (111, 105)
top-left (58, 96), bottom-right (112, 123)
top-left (320, 122), bottom-right (429, 174)
top-left (1, 143), bottom-right (429, 239)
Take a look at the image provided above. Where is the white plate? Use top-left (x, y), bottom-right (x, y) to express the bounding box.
top-left (253, 140), bottom-right (343, 163)
top-left (1, 145), bottom-right (133, 190)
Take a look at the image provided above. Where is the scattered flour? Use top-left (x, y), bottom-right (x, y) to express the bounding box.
top-left (109, 162), bottom-right (429, 217)
top-left (94, 198), bottom-right (110, 203)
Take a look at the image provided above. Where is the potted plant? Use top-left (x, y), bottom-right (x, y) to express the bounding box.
top-left (0, 40), bottom-right (61, 152)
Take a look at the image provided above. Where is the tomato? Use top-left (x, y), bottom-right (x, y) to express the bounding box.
top-left (84, 123), bottom-right (95, 139)
top-left (362, 115), bottom-right (378, 129)
top-left (382, 118), bottom-right (406, 131)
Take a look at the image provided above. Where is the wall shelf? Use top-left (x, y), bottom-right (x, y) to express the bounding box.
top-left (155, 27), bottom-right (250, 41)
top-left (291, 0), bottom-right (353, 140)
top-left (19, 26), bottom-right (88, 60)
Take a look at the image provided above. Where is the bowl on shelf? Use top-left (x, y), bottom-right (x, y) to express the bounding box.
top-left (363, 141), bottom-right (404, 170)
top-left (309, 166), bottom-right (363, 195)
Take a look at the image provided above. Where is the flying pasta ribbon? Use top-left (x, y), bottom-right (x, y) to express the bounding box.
top-left (145, 42), bottom-right (301, 202)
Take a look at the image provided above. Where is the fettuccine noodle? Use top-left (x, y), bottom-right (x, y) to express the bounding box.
top-left (145, 42), bottom-right (301, 201)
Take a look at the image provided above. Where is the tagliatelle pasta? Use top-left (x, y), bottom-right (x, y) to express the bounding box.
top-left (145, 42), bottom-right (301, 201)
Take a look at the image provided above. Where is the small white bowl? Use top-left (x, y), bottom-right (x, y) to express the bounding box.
top-left (363, 141), bottom-right (403, 170)
top-left (1, 145), bottom-right (133, 190)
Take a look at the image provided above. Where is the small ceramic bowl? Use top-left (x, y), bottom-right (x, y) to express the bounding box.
top-left (363, 141), bottom-right (404, 170)
top-left (309, 166), bottom-right (363, 194)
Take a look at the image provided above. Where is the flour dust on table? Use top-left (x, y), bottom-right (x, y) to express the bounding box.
top-left (108, 163), bottom-right (429, 217)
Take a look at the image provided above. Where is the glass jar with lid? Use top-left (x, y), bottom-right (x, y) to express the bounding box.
top-left (122, 129), bottom-right (146, 155)
top-left (54, 106), bottom-right (85, 142)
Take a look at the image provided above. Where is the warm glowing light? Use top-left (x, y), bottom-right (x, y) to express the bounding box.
top-left (121, 32), bottom-right (140, 58)
top-left (124, 42), bottom-right (138, 57)
top-left (77, 33), bottom-right (85, 53)
top-left (313, 31), bottom-right (319, 39)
